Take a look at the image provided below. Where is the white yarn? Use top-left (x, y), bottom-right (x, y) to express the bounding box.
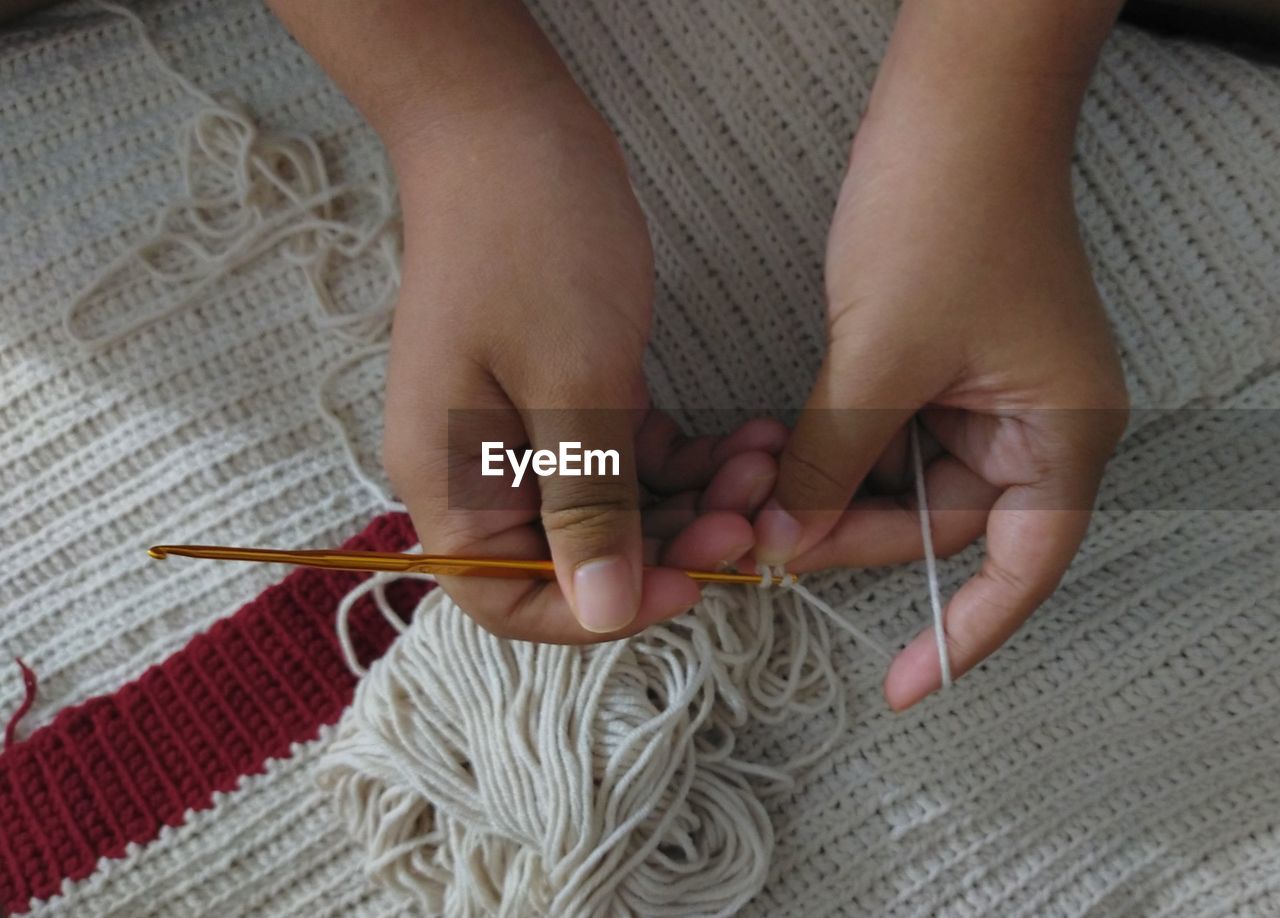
top-left (316, 344), bottom-right (406, 512)
top-left (911, 419), bottom-right (952, 687)
top-left (317, 560), bottom-right (889, 917)
top-left (64, 1), bottom-right (405, 513)
top-left (334, 555), bottom-right (435, 679)
top-left (321, 507), bottom-right (957, 917)
top-left (319, 429), bottom-right (953, 915)
top-left (64, 2), bottom-right (401, 351)
top-left (766, 567), bottom-right (894, 661)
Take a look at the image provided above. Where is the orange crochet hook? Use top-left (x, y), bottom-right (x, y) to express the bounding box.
top-left (147, 544), bottom-right (787, 586)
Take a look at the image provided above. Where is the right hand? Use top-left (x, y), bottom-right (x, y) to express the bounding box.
top-left (383, 83), bottom-right (783, 642)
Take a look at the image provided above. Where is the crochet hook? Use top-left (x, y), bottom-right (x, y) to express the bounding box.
top-left (147, 544), bottom-right (788, 586)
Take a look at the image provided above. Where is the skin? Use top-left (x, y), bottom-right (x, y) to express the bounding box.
top-left (262, 0), bottom-right (1130, 708)
top-left (266, 0), bottom-right (786, 643)
top-left (753, 0), bottom-right (1131, 711)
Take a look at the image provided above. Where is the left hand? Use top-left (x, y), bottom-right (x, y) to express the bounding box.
top-left (754, 67), bottom-right (1129, 710)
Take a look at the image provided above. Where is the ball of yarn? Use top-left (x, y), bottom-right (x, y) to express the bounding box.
top-left (316, 576), bottom-right (850, 917)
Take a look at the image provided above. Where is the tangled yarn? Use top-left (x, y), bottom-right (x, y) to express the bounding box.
top-left (63, 2), bottom-right (401, 352)
top-left (316, 563), bottom-right (883, 917)
top-left (317, 431), bottom-right (949, 916)
top-left (65, 1), bottom-right (403, 514)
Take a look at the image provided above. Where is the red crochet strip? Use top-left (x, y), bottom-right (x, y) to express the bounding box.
top-left (0, 512), bottom-right (427, 914)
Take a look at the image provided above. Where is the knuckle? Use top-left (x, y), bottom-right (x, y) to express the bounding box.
top-left (986, 556), bottom-right (1058, 609)
top-left (540, 493), bottom-right (636, 539)
top-left (943, 630), bottom-right (980, 672)
top-left (780, 443), bottom-right (849, 510)
top-left (985, 557), bottom-right (1031, 597)
top-left (504, 342), bottom-right (641, 408)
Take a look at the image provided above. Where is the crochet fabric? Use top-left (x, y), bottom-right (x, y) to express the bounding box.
top-left (2, 0), bottom-right (1278, 915)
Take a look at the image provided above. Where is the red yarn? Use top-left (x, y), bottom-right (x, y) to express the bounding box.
top-left (0, 512), bottom-right (428, 914)
top-left (3, 660), bottom-right (38, 751)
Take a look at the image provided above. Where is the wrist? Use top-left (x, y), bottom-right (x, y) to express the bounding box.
top-left (858, 0), bottom-right (1121, 177)
top-left (267, 0), bottom-right (603, 175)
top-left (389, 79), bottom-right (622, 214)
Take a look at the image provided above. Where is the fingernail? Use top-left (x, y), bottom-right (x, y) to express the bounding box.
top-left (573, 556), bottom-right (638, 633)
top-left (721, 541), bottom-right (754, 567)
top-left (755, 499), bottom-right (803, 564)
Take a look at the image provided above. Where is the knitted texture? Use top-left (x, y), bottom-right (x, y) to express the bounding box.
top-left (0, 512), bottom-right (424, 912)
top-left (1, 0), bottom-right (1278, 915)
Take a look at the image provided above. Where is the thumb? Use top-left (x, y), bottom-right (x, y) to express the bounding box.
top-left (756, 349), bottom-right (926, 565)
top-left (524, 403), bottom-right (645, 634)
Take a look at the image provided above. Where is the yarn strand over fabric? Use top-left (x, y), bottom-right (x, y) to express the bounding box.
top-left (319, 567), bottom-right (860, 917)
top-left (320, 474), bottom-right (949, 916)
top-left (64, 1), bottom-right (402, 354)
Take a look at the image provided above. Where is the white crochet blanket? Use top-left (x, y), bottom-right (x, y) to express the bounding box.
top-left (2, 0), bottom-right (1278, 914)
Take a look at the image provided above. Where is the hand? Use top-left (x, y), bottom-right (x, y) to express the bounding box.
top-left (755, 67), bottom-right (1129, 709)
top-left (383, 83), bottom-right (784, 641)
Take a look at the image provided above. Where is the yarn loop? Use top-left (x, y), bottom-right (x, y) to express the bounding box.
top-left (63, 2), bottom-right (400, 350)
top-left (319, 423), bottom-right (950, 916)
top-left (318, 563), bottom-right (877, 917)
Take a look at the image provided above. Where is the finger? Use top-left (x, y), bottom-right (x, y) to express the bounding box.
top-left (867, 424), bottom-right (911, 493)
top-left (499, 567), bottom-right (700, 644)
top-left (642, 490), bottom-right (698, 541)
top-left (699, 450), bottom-right (777, 516)
top-left (756, 348), bottom-right (933, 565)
top-left (431, 523), bottom-right (698, 644)
top-left (641, 450), bottom-right (775, 541)
top-left (785, 455), bottom-right (997, 571)
top-left (523, 403), bottom-right (649, 635)
top-left (428, 524), bottom-right (554, 638)
top-left (883, 465), bottom-right (1103, 711)
top-left (634, 411), bottom-right (717, 494)
top-left (384, 355), bottom-right (539, 549)
top-left (635, 413), bottom-right (788, 495)
top-left (661, 510), bottom-right (755, 570)
top-left (711, 416), bottom-right (789, 463)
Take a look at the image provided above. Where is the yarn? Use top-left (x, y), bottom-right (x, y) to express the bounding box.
top-left (318, 426), bottom-right (950, 915)
top-left (318, 558), bottom-right (866, 917)
top-left (911, 419), bottom-right (953, 687)
top-left (3, 660), bottom-right (38, 751)
top-left (317, 344), bottom-right (407, 512)
top-left (63, 2), bottom-right (401, 351)
top-left (64, 0), bottom-right (405, 517)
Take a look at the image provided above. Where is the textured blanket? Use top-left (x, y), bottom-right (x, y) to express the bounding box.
top-left (2, 0), bottom-right (1278, 914)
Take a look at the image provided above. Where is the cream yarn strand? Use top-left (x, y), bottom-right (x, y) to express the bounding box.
top-left (320, 426), bottom-right (951, 916)
top-left (65, 2), bottom-right (401, 352)
top-left (911, 418), bottom-right (953, 688)
top-left (319, 571), bottom-right (852, 917)
top-left (67, 1), bottom-right (403, 511)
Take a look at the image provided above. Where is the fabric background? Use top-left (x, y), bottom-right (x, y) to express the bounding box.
top-left (1, 0), bottom-right (1278, 914)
